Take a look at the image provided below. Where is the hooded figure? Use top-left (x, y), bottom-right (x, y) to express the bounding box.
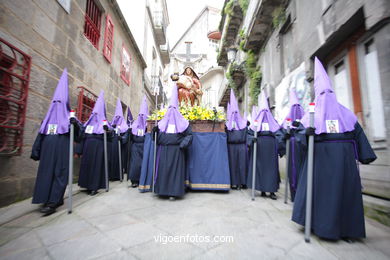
top-left (126, 107), bottom-right (133, 127)
top-left (108, 99), bottom-right (129, 181)
top-left (31, 68), bottom-right (82, 215)
top-left (77, 91), bottom-right (110, 195)
top-left (282, 89), bottom-right (305, 201)
top-left (154, 84), bottom-right (193, 199)
top-left (128, 96), bottom-right (148, 187)
top-left (225, 89), bottom-right (248, 189)
top-left (247, 91), bottom-right (285, 200)
top-left (292, 57), bottom-right (376, 240)
top-left (123, 106), bottom-right (133, 175)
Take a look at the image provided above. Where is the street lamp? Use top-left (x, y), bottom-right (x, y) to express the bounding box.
top-left (227, 47), bottom-right (237, 63)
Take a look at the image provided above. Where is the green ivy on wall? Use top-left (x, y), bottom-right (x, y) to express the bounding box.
top-left (244, 50), bottom-right (262, 106)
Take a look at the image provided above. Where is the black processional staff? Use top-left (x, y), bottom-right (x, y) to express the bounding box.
top-left (103, 120), bottom-right (109, 192)
top-left (68, 110), bottom-right (76, 214)
top-left (251, 120), bottom-right (259, 201)
top-left (116, 126), bottom-right (123, 182)
top-left (305, 102), bottom-right (315, 242)
top-left (152, 80), bottom-right (160, 194)
top-left (284, 118), bottom-right (292, 204)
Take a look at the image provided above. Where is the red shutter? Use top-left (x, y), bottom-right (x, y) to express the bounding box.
top-left (76, 87), bottom-right (97, 123)
top-left (84, 0), bottom-right (102, 49)
top-left (103, 14), bottom-right (114, 63)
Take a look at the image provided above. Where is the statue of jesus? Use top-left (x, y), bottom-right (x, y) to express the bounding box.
top-left (171, 67), bottom-right (203, 106)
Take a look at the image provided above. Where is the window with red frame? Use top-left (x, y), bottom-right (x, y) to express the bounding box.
top-left (0, 38), bottom-right (31, 156)
top-left (103, 14), bottom-right (114, 62)
top-left (84, 0), bottom-right (102, 49)
top-left (120, 45), bottom-right (131, 85)
top-left (76, 87), bottom-right (97, 123)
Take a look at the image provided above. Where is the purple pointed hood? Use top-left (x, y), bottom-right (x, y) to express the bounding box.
top-left (131, 96), bottom-right (149, 136)
top-left (39, 68), bottom-right (70, 135)
top-left (250, 91), bottom-right (280, 132)
top-left (158, 84), bottom-right (189, 133)
top-left (301, 57), bottom-right (357, 134)
top-left (84, 90), bottom-right (109, 134)
top-left (126, 107), bottom-right (133, 127)
top-left (226, 89), bottom-right (247, 130)
top-left (282, 88), bottom-right (305, 128)
top-left (111, 98), bottom-right (129, 133)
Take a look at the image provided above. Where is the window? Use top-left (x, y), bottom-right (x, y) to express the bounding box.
top-left (361, 39), bottom-right (386, 140)
top-left (103, 14), bottom-right (114, 62)
top-left (84, 0), bottom-right (102, 49)
top-left (120, 45), bottom-right (131, 85)
top-left (76, 87), bottom-right (97, 123)
top-left (0, 38), bottom-right (31, 156)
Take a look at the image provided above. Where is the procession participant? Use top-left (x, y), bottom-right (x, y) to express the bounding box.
top-left (123, 107), bottom-right (133, 176)
top-left (292, 57), bottom-right (376, 240)
top-left (128, 96), bottom-right (148, 187)
top-left (108, 98), bottom-right (129, 181)
top-left (153, 84), bottom-right (192, 200)
top-left (77, 91), bottom-right (111, 195)
top-left (247, 91), bottom-right (285, 200)
top-left (281, 89), bottom-right (305, 201)
top-left (225, 89), bottom-right (248, 189)
top-left (31, 68), bottom-right (82, 216)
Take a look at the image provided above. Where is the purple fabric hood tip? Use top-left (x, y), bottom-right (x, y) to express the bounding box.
top-left (126, 107), bottom-right (133, 127)
top-left (111, 98), bottom-right (129, 133)
top-left (282, 88), bottom-right (305, 128)
top-left (250, 91), bottom-right (280, 132)
top-left (301, 57), bottom-right (357, 134)
top-left (131, 96), bottom-right (149, 136)
top-left (226, 89), bottom-right (247, 130)
top-left (39, 68), bottom-right (71, 135)
top-left (84, 90), bottom-right (110, 134)
top-left (158, 84), bottom-right (189, 133)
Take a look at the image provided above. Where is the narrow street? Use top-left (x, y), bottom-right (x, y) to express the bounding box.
top-left (1, 183), bottom-right (389, 259)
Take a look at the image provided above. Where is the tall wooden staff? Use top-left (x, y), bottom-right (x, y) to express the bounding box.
top-left (305, 103), bottom-right (315, 242)
top-left (152, 81), bottom-right (159, 194)
top-left (116, 126), bottom-right (123, 182)
top-left (67, 110), bottom-right (75, 214)
top-left (251, 120), bottom-right (259, 201)
top-left (284, 118), bottom-right (291, 204)
top-left (103, 120), bottom-right (109, 192)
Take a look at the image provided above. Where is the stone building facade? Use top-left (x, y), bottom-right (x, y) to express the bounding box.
top-left (218, 0), bottom-right (390, 225)
top-left (0, 0), bottom-right (147, 207)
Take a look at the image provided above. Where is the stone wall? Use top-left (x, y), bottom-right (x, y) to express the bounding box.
top-left (0, 0), bottom-right (146, 207)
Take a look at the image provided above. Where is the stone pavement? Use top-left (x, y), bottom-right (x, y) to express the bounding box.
top-left (0, 182), bottom-right (390, 260)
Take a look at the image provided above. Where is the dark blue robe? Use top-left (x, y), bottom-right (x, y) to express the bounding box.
top-left (292, 122), bottom-right (376, 240)
top-left (247, 129), bottom-right (285, 192)
top-left (284, 125), bottom-right (306, 201)
top-left (226, 128), bottom-right (248, 187)
top-left (154, 126), bottom-right (192, 197)
top-left (108, 131), bottom-right (129, 181)
top-left (77, 133), bottom-right (108, 191)
top-left (123, 128), bottom-right (132, 175)
top-left (128, 133), bottom-right (145, 183)
top-left (31, 124), bottom-right (82, 205)
top-left (139, 133), bottom-right (154, 192)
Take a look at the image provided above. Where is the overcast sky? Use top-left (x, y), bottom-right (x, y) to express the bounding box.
top-left (166, 0), bottom-right (224, 46)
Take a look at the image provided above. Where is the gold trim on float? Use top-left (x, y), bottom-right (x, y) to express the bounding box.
top-left (184, 181), bottom-right (230, 189)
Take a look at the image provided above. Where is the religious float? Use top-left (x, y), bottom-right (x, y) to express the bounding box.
top-left (139, 67), bottom-right (232, 192)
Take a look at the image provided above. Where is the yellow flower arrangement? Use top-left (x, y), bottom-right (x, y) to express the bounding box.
top-left (148, 104), bottom-right (226, 122)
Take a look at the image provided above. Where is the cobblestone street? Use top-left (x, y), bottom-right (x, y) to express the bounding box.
top-left (0, 182), bottom-right (389, 259)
